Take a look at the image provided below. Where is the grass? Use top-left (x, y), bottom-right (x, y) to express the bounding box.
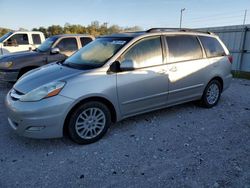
top-left (232, 71), bottom-right (250, 80)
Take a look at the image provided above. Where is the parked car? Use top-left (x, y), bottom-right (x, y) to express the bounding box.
top-left (5, 28), bottom-right (232, 144)
top-left (0, 34), bottom-right (94, 82)
top-left (0, 31), bottom-right (45, 55)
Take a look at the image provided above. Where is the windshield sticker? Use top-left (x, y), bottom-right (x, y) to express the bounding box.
top-left (111, 40), bottom-right (126, 45)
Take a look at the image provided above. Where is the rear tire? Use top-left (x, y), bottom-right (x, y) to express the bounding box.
top-left (200, 79), bottom-right (222, 108)
top-left (68, 101), bottom-right (111, 144)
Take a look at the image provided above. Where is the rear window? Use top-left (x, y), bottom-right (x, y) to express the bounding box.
top-left (166, 35), bottom-right (203, 62)
top-left (32, 34), bottom-right (41, 44)
top-left (199, 36), bottom-right (225, 58)
top-left (80, 37), bottom-right (93, 47)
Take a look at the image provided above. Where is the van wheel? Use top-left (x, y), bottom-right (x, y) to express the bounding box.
top-left (68, 101), bottom-right (111, 144)
top-left (200, 80), bottom-right (222, 108)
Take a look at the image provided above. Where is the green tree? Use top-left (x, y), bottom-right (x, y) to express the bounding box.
top-left (0, 28), bottom-right (11, 37)
top-left (18, 27), bottom-right (28, 31)
top-left (124, 26), bottom-right (142, 32)
top-left (108, 25), bottom-right (122, 34)
top-left (32, 27), bottom-right (49, 37)
top-left (47, 25), bottom-right (64, 36)
top-left (3, 21), bottom-right (143, 39)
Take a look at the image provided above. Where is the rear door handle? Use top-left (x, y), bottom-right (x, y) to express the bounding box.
top-left (169, 66), bottom-right (177, 72)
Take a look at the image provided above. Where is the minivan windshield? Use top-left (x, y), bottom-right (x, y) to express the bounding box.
top-left (64, 37), bottom-right (131, 69)
top-left (0, 32), bottom-right (13, 43)
top-left (37, 36), bottom-right (58, 52)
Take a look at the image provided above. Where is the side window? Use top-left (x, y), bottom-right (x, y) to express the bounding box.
top-left (80, 37), bottom-right (93, 47)
top-left (121, 36), bottom-right (163, 68)
top-left (7, 34), bottom-right (29, 45)
top-left (56, 38), bottom-right (78, 52)
top-left (166, 35), bottom-right (203, 62)
top-left (32, 34), bottom-right (41, 44)
top-left (199, 36), bottom-right (225, 57)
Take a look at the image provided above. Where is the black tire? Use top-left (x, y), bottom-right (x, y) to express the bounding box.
top-left (68, 101), bottom-right (111, 144)
top-left (200, 79), bottom-right (222, 108)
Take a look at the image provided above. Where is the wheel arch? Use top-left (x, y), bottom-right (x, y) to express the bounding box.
top-left (208, 76), bottom-right (224, 91)
top-left (63, 96), bottom-right (117, 136)
top-left (18, 66), bottom-right (39, 79)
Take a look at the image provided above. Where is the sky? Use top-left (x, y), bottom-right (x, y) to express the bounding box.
top-left (0, 0), bottom-right (249, 30)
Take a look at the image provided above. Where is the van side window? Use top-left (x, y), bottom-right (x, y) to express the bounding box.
top-left (166, 35), bottom-right (202, 62)
top-left (7, 34), bottom-right (29, 45)
top-left (80, 37), bottom-right (93, 47)
top-left (56, 38), bottom-right (78, 52)
top-left (121, 36), bottom-right (163, 68)
top-left (32, 34), bottom-right (42, 45)
top-left (199, 36), bottom-right (225, 57)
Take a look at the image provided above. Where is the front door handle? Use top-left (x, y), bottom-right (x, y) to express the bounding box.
top-left (169, 66), bottom-right (177, 72)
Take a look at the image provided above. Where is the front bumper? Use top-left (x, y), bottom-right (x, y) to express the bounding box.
top-left (0, 69), bottom-right (19, 82)
top-left (5, 92), bottom-right (74, 139)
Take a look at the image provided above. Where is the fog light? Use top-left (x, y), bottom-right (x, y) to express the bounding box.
top-left (26, 126), bottom-right (45, 131)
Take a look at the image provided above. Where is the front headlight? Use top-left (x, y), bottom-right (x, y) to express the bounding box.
top-left (19, 81), bottom-right (66, 102)
top-left (0, 61), bottom-right (13, 68)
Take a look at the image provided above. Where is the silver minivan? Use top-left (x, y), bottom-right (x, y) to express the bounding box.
top-left (5, 28), bottom-right (232, 144)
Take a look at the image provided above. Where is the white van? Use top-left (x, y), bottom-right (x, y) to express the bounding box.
top-left (0, 31), bottom-right (45, 55)
top-left (5, 28), bottom-right (232, 144)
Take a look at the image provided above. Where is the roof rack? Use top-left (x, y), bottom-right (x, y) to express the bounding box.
top-left (146, 28), bottom-right (213, 35)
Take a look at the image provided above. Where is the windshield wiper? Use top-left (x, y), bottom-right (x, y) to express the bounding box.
top-left (62, 62), bottom-right (99, 70)
top-left (61, 62), bottom-right (76, 68)
top-left (36, 48), bottom-right (48, 53)
top-left (36, 48), bottom-right (43, 52)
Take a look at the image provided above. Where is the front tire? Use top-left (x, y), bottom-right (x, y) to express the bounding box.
top-left (68, 101), bottom-right (111, 144)
top-left (200, 79), bottom-right (222, 108)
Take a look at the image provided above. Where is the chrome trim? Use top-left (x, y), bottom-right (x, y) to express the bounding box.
top-left (10, 89), bottom-right (23, 100)
top-left (0, 71), bottom-right (19, 82)
top-left (122, 91), bottom-right (169, 105)
top-left (168, 84), bottom-right (204, 94)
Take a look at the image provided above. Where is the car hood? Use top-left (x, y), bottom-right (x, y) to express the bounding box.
top-left (14, 63), bottom-right (83, 94)
top-left (0, 50), bottom-right (42, 62)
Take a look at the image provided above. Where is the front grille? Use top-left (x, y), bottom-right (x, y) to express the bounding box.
top-left (0, 72), bottom-right (5, 79)
top-left (10, 89), bottom-right (24, 100)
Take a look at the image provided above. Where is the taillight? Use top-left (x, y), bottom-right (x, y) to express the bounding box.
top-left (228, 55), bottom-right (233, 64)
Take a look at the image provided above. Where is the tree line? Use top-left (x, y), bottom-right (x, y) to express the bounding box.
top-left (0, 21), bottom-right (142, 38)
top-left (33, 21), bottom-right (141, 37)
top-left (0, 28), bottom-right (11, 37)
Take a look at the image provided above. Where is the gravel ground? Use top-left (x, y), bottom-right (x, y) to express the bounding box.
top-left (0, 79), bottom-right (249, 188)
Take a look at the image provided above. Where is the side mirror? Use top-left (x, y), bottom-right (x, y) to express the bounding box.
top-left (108, 61), bottom-right (120, 73)
top-left (51, 47), bottom-right (60, 54)
top-left (120, 59), bottom-right (137, 71)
